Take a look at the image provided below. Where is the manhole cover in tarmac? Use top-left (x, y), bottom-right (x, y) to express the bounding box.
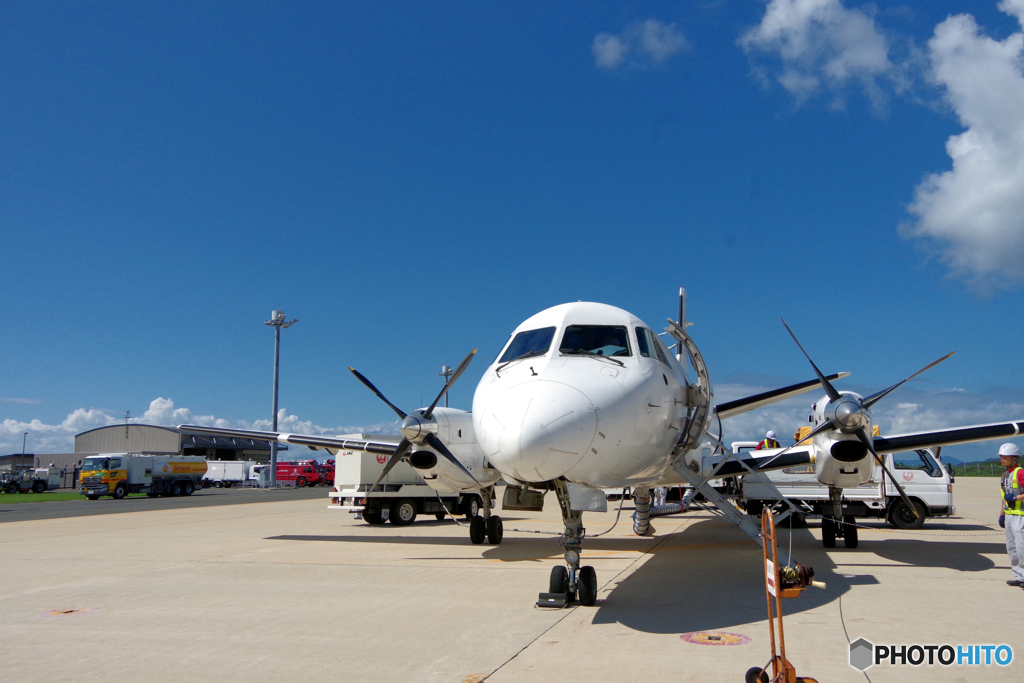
top-left (680, 631), bottom-right (751, 646)
top-left (39, 608), bottom-right (95, 618)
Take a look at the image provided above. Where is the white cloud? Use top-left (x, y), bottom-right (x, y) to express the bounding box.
top-left (0, 397), bottom-right (399, 455)
top-left (1, 398), bottom-right (43, 405)
top-left (593, 20), bottom-right (688, 70)
top-left (739, 0), bottom-right (898, 112)
top-left (900, 5), bottom-right (1024, 292)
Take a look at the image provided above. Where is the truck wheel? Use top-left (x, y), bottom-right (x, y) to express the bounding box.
top-left (183, 482), bottom-right (194, 496)
top-left (296, 477), bottom-right (307, 487)
top-left (87, 495), bottom-right (100, 501)
top-left (214, 481), bottom-right (222, 488)
top-left (112, 484), bottom-right (127, 500)
top-left (889, 500), bottom-right (926, 530)
top-left (170, 482), bottom-right (183, 497)
top-left (32, 481), bottom-right (46, 494)
top-left (390, 498), bottom-right (417, 526)
top-left (843, 516), bottom-right (859, 548)
top-left (363, 509), bottom-right (384, 525)
top-left (224, 482), bottom-right (232, 488)
top-left (464, 496), bottom-right (480, 519)
top-left (822, 517), bottom-right (836, 548)
top-left (745, 500), bottom-right (763, 517)
top-left (6, 482), bottom-right (18, 494)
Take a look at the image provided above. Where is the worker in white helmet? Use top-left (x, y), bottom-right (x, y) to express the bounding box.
top-left (756, 430), bottom-right (781, 450)
top-left (998, 443), bottom-right (1024, 587)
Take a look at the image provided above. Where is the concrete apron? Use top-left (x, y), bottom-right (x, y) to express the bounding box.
top-left (0, 478), bottom-right (1015, 683)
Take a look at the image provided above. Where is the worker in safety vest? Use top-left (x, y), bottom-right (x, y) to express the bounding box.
top-left (999, 443), bottom-right (1024, 587)
top-left (755, 430), bottom-right (781, 450)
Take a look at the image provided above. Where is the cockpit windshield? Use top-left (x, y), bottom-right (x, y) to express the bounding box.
top-left (498, 327), bottom-right (556, 363)
top-left (559, 325), bottom-right (631, 357)
top-left (81, 457), bottom-right (109, 471)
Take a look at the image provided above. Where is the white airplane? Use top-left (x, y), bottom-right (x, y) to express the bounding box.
top-left (183, 290), bottom-right (1024, 606)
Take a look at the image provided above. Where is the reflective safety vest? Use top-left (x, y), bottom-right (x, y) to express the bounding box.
top-left (1003, 467), bottom-right (1024, 515)
top-left (759, 439), bottom-right (781, 450)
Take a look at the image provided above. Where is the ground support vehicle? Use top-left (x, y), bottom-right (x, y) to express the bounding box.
top-left (273, 462), bottom-right (321, 487)
top-left (3, 467), bottom-right (61, 494)
top-left (328, 437), bottom-right (484, 525)
top-left (79, 454), bottom-right (207, 500)
top-left (202, 461), bottom-right (255, 488)
top-left (738, 443), bottom-right (954, 530)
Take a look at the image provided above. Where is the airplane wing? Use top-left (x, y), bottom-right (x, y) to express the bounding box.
top-left (177, 425), bottom-right (399, 457)
top-left (874, 419), bottom-right (1024, 453)
top-left (710, 445), bottom-right (815, 476)
top-left (715, 372), bottom-right (850, 420)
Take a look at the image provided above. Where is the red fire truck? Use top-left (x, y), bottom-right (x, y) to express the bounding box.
top-left (274, 462), bottom-right (320, 487)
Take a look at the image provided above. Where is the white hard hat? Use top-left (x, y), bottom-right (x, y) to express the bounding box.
top-left (999, 443), bottom-right (1020, 457)
top-left (766, 430), bottom-right (776, 439)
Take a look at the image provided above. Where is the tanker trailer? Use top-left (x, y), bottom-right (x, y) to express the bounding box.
top-left (81, 454), bottom-right (207, 500)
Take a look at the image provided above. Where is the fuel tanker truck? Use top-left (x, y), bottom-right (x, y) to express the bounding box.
top-left (79, 454), bottom-right (207, 500)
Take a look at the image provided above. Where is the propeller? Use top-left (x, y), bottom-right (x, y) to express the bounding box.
top-left (349, 349), bottom-right (481, 493)
top-left (782, 320), bottom-right (956, 521)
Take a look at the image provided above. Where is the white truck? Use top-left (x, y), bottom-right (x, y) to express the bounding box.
top-left (4, 467), bottom-right (61, 494)
top-left (328, 434), bottom-right (485, 525)
top-left (202, 460), bottom-right (255, 488)
top-left (79, 454), bottom-right (207, 500)
top-left (735, 441), bottom-right (954, 529)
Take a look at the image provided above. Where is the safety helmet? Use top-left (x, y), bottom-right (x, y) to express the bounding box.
top-left (766, 430), bottom-right (776, 439)
top-left (999, 443), bottom-right (1020, 457)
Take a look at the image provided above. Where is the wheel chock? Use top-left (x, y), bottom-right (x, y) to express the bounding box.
top-left (537, 592), bottom-right (569, 608)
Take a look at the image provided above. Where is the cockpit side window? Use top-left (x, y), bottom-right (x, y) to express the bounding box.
top-left (636, 327), bottom-right (668, 365)
top-left (559, 325), bottom-right (631, 357)
top-left (498, 327), bottom-right (556, 363)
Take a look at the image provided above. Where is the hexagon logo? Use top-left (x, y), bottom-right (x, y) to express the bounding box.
top-left (850, 638), bottom-right (874, 671)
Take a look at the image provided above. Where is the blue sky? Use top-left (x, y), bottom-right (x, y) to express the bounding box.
top-left (4, 0), bottom-right (1024, 462)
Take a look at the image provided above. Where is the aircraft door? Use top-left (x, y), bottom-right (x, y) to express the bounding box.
top-left (665, 319), bottom-right (713, 455)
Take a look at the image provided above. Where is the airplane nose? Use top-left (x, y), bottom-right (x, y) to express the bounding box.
top-left (478, 381), bottom-right (597, 482)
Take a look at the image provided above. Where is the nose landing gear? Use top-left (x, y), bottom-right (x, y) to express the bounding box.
top-left (537, 480), bottom-right (598, 608)
top-left (468, 488), bottom-right (503, 545)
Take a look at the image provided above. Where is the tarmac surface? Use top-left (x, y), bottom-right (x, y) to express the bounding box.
top-left (1, 478), bottom-right (1017, 682)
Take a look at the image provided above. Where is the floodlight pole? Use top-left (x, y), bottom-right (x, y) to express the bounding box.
top-left (265, 310), bottom-right (297, 487)
top-left (439, 365), bottom-right (453, 407)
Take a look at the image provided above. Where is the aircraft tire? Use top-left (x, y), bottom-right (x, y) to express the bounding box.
top-left (549, 565), bottom-right (569, 594)
top-left (469, 516), bottom-right (486, 544)
top-left (578, 566), bottom-right (597, 606)
top-left (486, 516), bottom-right (503, 544)
top-left (822, 517), bottom-right (836, 548)
top-left (843, 516), bottom-right (859, 548)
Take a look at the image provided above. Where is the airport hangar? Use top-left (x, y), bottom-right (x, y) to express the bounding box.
top-left (1, 424), bottom-right (283, 486)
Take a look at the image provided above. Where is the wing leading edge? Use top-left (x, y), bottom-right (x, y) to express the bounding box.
top-left (874, 420), bottom-right (1024, 454)
top-left (178, 425), bottom-right (399, 456)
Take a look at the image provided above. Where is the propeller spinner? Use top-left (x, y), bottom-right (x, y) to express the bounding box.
top-left (349, 349), bottom-right (481, 493)
top-left (782, 319), bottom-right (955, 521)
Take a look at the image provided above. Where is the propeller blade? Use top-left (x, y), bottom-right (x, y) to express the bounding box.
top-left (862, 351), bottom-right (956, 409)
top-left (368, 439), bottom-right (411, 493)
top-left (423, 348), bottom-right (477, 419)
top-left (781, 319), bottom-right (841, 402)
top-left (349, 367), bottom-right (407, 420)
top-left (855, 428), bottom-right (921, 520)
top-left (424, 432), bottom-right (482, 488)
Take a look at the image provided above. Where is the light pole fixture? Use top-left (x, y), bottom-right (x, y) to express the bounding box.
top-left (264, 310), bottom-right (298, 487)
top-left (438, 365), bottom-right (454, 408)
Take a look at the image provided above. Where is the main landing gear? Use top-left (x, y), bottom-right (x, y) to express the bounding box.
top-left (538, 480), bottom-right (597, 608)
top-left (821, 487), bottom-right (858, 549)
top-left (468, 487), bottom-right (503, 545)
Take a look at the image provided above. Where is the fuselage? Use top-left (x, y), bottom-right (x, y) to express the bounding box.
top-left (472, 302), bottom-right (690, 488)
